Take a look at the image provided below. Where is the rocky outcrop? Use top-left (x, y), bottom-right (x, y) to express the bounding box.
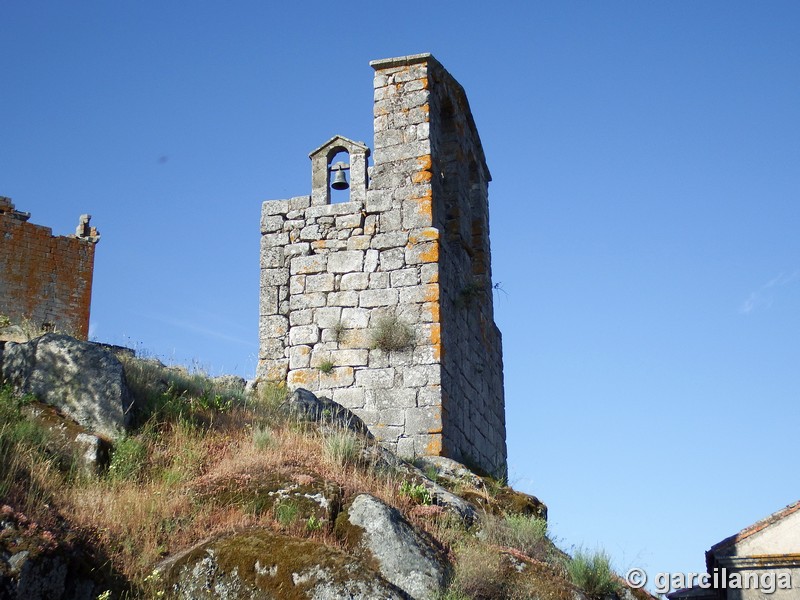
top-left (0, 506), bottom-right (116, 600)
top-left (22, 401), bottom-right (111, 476)
top-left (336, 494), bottom-right (450, 600)
top-left (161, 529), bottom-right (409, 599)
top-left (0, 334), bottom-right (133, 439)
top-left (283, 388), bottom-right (372, 437)
top-left (192, 472), bottom-right (342, 528)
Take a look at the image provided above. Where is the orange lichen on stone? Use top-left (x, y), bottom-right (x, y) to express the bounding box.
top-left (265, 363), bottom-right (288, 382)
top-left (420, 267), bottom-right (439, 284)
top-left (310, 240), bottom-right (342, 250)
top-left (421, 77), bottom-right (429, 89)
top-left (411, 170), bottom-right (432, 183)
top-left (411, 155), bottom-right (432, 183)
top-left (421, 301), bottom-right (440, 322)
top-left (319, 367), bottom-right (354, 387)
top-left (409, 228), bottom-right (439, 244)
top-left (425, 435), bottom-right (443, 455)
top-left (419, 241), bottom-right (439, 263)
top-left (287, 369), bottom-right (317, 387)
top-left (0, 207), bottom-right (97, 340)
top-left (423, 284), bottom-right (440, 304)
top-left (406, 188), bottom-right (434, 225)
top-left (428, 323), bottom-right (441, 347)
top-left (416, 199), bottom-right (433, 223)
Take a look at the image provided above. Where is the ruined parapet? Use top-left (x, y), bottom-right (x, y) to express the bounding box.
top-left (259, 54), bottom-right (506, 476)
top-left (0, 197), bottom-right (99, 340)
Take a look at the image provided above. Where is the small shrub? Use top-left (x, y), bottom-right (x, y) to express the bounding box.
top-left (323, 429), bottom-right (361, 467)
top-left (370, 315), bottom-right (414, 352)
top-left (252, 424), bottom-right (274, 450)
top-left (306, 515), bottom-right (322, 531)
top-left (568, 548), bottom-right (619, 598)
top-left (317, 360), bottom-right (335, 374)
top-left (0, 315), bottom-right (10, 329)
top-left (399, 480), bottom-right (433, 505)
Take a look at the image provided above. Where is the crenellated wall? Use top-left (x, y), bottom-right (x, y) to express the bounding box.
top-left (258, 54), bottom-right (506, 477)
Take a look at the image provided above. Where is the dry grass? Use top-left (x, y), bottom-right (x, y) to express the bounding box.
top-left (0, 366), bottom-right (415, 591)
top-left (449, 542), bottom-right (509, 599)
top-left (369, 315), bottom-right (415, 351)
top-left (0, 358), bottom-right (630, 600)
top-left (480, 512), bottom-right (551, 561)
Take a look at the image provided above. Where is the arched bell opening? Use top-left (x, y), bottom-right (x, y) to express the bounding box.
top-left (309, 136), bottom-right (371, 207)
top-left (327, 147), bottom-right (351, 204)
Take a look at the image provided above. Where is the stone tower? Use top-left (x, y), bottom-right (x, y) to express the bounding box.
top-left (259, 53), bottom-right (506, 476)
top-left (0, 196), bottom-right (100, 341)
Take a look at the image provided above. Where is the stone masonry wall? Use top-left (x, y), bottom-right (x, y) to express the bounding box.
top-left (258, 54), bottom-right (506, 476)
top-left (0, 197), bottom-right (99, 340)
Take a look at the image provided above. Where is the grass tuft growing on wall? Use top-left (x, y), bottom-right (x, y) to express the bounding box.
top-left (370, 315), bottom-right (415, 352)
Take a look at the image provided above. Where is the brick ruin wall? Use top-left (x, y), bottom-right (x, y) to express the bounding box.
top-left (0, 197), bottom-right (99, 340)
top-left (259, 54), bottom-right (507, 476)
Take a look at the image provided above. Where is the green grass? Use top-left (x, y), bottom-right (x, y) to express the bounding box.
top-left (252, 424), bottom-right (274, 450)
top-left (323, 429), bottom-right (361, 467)
top-left (119, 354), bottom-right (246, 430)
top-left (482, 513), bottom-right (550, 559)
top-left (108, 436), bottom-right (148, 482)
top-left (0, 384), bottom-right (75, 513)
top-left (274, 501), bottom-right (300, 526)
top-left (568, 548), bottom-right (619, 598)
top-left (399, 480), bottom-right (433, 505)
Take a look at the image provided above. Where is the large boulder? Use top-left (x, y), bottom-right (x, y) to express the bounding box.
top-left (0, 334), bottom-right (133, 440)
top-left (283, 388), bottom-right (373, 438)
top-left (160, 528), bottom-right (408, 599)
top-left (337, 494), bottom-right (450, 600)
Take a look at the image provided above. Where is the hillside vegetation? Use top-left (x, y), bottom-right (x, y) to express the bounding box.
top-left (0, 345), bottom-right (650, 600)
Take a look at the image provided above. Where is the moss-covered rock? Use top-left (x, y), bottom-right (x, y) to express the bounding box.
top-left (461, 486), bottom-right (547, 520)
top-left (192, 472), bottom-right (342, 528)
top-left (161, 528), bottom-right (407, 599)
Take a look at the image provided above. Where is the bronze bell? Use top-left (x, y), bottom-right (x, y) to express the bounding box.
top-left (330, 161), bottom-right (350, 190)
top-left (331, 169), bottom-right (349, 190)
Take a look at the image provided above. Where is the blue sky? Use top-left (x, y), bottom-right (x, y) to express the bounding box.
top-left (2, 1), bottom-right (798, 593)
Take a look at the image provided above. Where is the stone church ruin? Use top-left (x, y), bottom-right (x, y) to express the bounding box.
top-left (258, 54), bottom-right (506, 476)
